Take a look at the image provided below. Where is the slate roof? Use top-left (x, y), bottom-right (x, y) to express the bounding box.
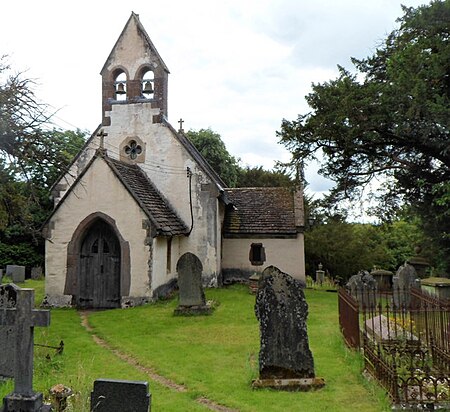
top-left (223, 187), bottom-right (298, 237)
top-left (106, 157), bottom-right (188, 236)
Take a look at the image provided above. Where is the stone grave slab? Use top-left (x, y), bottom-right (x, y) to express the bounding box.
top-left (253, 266), bottom-right (324, 391)
top-left (365, 314), bottom-right (417, 342)
top-left (90, 379), bottom-right (151, 412)
top-left (174, 252), bottom-right (211, 315)
top-left (5, 265), bottom-right (25, 283)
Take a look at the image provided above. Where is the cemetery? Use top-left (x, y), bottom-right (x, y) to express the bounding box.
top-left (339, 265), bottom-right (450, 410)
top-left (1, 1), bottom-right (449, 411)
top-left (0, 275), bottom-right (391, 411)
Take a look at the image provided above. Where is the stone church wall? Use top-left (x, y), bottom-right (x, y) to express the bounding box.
top-left (44, 157), bottom-right (151, 306)
top-left (221, 236), bottom-right (305, 284)
top-left (102, 103), bottom-right (222, 286)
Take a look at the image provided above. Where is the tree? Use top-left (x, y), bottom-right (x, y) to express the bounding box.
top-left (0, 57), bottom-right (55, 180)
top-left (236, 165), bottom-right (293, 187)
top-left (0, 58), bottom-right (87, 267)
top-left (0, 128), bottom-right (86, 268)
top-left (278, 1), bottom-right (450, 270)
top-left (186, 128), bottom-right (240, 187)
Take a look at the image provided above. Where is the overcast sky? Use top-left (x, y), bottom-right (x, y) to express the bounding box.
top-left (1, 0), bottom-right (427, 196)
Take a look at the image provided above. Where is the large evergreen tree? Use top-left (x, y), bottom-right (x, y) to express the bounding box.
top-left (278, 1), bottom-right (450, 271)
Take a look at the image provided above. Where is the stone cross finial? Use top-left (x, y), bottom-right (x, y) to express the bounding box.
top-left (97, 129), bottom-right (108, 149)
top-left (178, 118), bottom-right (184, 133)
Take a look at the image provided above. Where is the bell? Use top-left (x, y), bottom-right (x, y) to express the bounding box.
top-left (115, 82), bottom-right (126, 95)
top-left (142, 81), bottom-right (153, 95)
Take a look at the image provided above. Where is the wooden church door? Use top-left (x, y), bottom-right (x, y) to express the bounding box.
top-left (79, 220), bottom-right (121, 309)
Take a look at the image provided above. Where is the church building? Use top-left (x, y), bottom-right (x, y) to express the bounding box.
top-left (43, 13), bottom-right (305, 308)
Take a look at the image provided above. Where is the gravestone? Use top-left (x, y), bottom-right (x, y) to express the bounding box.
top-left (346, 270), bottom-right (377, 308)
top-left (0, 283), bottom-right (51, 412)
top-left (90, 379), bottom-right (151, 412)
top-left (5, 265), bottom-right (25, 283)
top-left (253, 266), bottom-right (324, 391)
top-left (315, 263), bottom-right (325, 285)
top-left (30, 267), bottom-right (43, 280)
top-left (393, 262), bottom-right (418, 307)
top-left (174, 252), bottom-right (211, 315)
top-left (0, 269), bottom-right (3, 284)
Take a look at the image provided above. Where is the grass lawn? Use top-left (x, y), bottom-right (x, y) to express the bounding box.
top-left (0, 280), bottom-right (390, 411)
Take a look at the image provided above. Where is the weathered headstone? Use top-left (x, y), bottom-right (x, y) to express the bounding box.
top-left (5, 265), bottom-right (25, 283)
top-left (393, 262), bottom-right (418, 307)
top-left (30, 267), bottom-right (43, 280)
top-left (174, 252), bottom-right (211, 315)
top-left (0, 269), bottom-right (3, 284)
top-left (0, 284), bottom-right (51, 412)
top-left (253, 266), bottom-right (324, 391)
top-left (90, 379), bottom-right (151, 412)
top-left (346, 270), bottom-right (377, 308)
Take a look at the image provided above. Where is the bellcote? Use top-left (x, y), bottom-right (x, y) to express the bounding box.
top-left (100, 12), bottom-right (169, 126)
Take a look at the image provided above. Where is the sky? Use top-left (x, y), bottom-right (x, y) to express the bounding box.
top-left (1, 0), bottom-right (427, 197)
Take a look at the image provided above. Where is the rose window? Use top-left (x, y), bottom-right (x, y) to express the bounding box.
top-left (124, 140), bottom-right (142, 160)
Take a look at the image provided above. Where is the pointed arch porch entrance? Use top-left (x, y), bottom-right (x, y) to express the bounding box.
top-left (65, 212), bottom-right (131, 309)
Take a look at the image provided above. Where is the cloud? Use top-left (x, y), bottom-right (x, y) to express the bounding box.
top-left (0, 0), bottom-right (427, 200)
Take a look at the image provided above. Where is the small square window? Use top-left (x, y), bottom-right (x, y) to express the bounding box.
top-left (249, 243), bottom-right (266, 266)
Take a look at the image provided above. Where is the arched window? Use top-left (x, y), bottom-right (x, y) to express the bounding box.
top-left (114, 71), bottom-right (127, 101)
top-left (141, 69), bottom-right (154, 99)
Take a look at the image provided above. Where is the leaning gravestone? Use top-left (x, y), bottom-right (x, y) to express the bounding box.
top-left (90, 379), bottom-right (151, 412)
top-left (174, 252), bottom-right (211, 315)
top-left (0, 283), bottom-right (51, 412)
top-left (253, 266), bottom-right (324, 390)
top-left (5, 265), bottom-right (25, 283)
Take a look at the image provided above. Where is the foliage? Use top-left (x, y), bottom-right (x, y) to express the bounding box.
top-left (305, 212), bottom-right (431, 281)
top-left (278, 1), bottom-right (450, 269)
top-left (1, 280), bottom-right (389, 411)
top-left (236, 165), bottom-right (293, 187)
top-left (187, 127), bottom-right (295, 188)
top-left (186, 128), bottom-right (240, 187)
top-left (0, 58), bottom-right (87, 268)
top-left (306, 219), bottom-right (390, 281)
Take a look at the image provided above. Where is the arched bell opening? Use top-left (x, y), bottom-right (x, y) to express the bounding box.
top-left (141, 68), bottom-right (154, 99)
top-left (114, 70), bottom-right (127, 101)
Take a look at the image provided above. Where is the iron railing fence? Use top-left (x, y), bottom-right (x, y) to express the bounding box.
top-left (338, 285), bottom-right (450, 409)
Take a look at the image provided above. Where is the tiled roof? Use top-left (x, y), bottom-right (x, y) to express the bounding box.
top-left (223, 187), bottom-right (298, 236)
top-left (106, 157), bottom-right (188, 236)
